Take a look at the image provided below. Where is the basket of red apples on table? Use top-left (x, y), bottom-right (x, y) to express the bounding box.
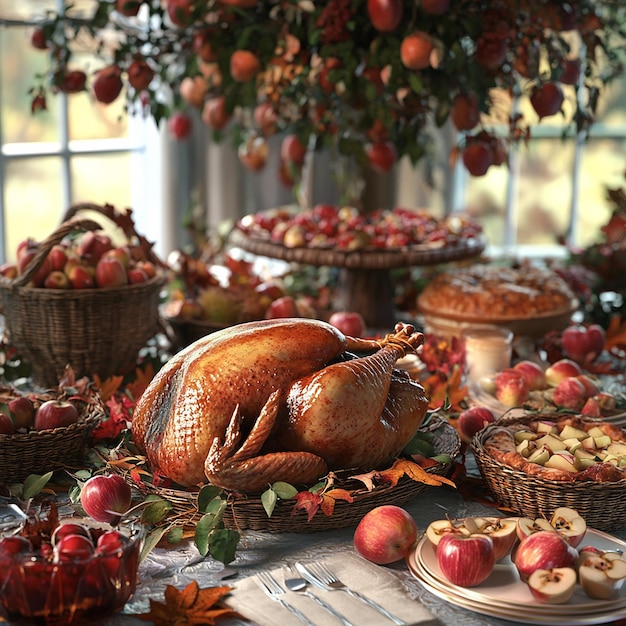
top-left (0, 373), bottom-right (104, 484)
top-left (0, 202), bottom-right (166, 388)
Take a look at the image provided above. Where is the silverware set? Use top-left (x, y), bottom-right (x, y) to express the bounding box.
top-left (255, 562), bottom-right (406, 626)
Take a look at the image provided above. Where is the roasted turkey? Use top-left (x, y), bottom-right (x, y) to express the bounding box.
top-left (132, 318), bottom-right (428, 493)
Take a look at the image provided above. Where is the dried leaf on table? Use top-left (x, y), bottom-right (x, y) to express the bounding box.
top-left (422, 365), bottom-right (468, 412)
top-left (134, 581), bottom-right (243, 626)
top-left (127, 363), bottom-right (156, 399)
top-left (348, 469), bottom-right (377, 491)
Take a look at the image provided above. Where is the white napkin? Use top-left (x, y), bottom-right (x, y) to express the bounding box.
top-left (224, 551), bottom-right (443, 626)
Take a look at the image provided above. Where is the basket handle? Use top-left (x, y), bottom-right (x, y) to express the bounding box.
top-left (62, 202), bottom-right (164, 267)
top-left (10, 218), bottom-right (103, 288)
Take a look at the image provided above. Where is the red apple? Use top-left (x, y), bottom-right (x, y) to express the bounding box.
top-left (561, 324), bottom-right (606, 364)
top-left (127, 58), bottom-right (155, 91)
top-left (264, 295), bottom-right (300, 319)
top-left (462, 141), bottom-right (494, 176)
top-left (0, 413), bottom-right (14, 435)
top-left (34, 400), bottom-right (79, 430)
top-left (75, 231), bottom-right (113, 263)
top-left (44, 270), bottom-right (71, 289)
top-left (47, 244), bottom-right (68, 271)
top-left (578, 551), bottom-right (626, 599)
top-left (367, 0), bottom-right (403, 32)
top-left (513, 530), bottom-right (578, 583)
top-left (328, 311), bottom-right (366, 338)
top-left (450, 92), bottom-right (480, 131)
top-left (51, 522), bottom-right (91, 546)
top-left (229, 50), bottom-right (261, 83)
top-left (512, 360), bottom-right (546, 391)
top-left (168, 111), bottom-right (193, 140)
top-left (544, 358), bottom-right (583, 386)
top-left (530, 82), bottom-right (564, 120)
top-left (54, 533), bottom-right (94, 562)
top-left (421, 0), bottom-right (449, 14)
top-left (202, 96), bottom-right (230, 131)
top-left (494, 369), bottom-right (530, 407)
top-left (95, 256), bottom-right (128, 288)
top-left (67, 264), bottom-right (95, 289)
top-left (436, 533), bottom-right (495, 587)
top-left (127, 266), bottom-right (149, 284)
top-left (8, 396), bottom-right (35, 430)
top-left (552, 377), bottom-right (587, 411)
top-left (549, 507), bottom-right (586, 548)
top-left (353, 505), bottom-right (418, 565)
top-left (400, 31), bottom-right (434, 70)
top-left (456, 406), bottom-right (495, 443)
top-left (80, 474), bottom-right (132, 524)
top-left (116, 0), bottom-right (142, 15)
top-left (92, 65), bottom-right (123, 104)
top-left (366, 141), bottom-right (397, 173)
top-left (280, 134), bottom-right (307, 167)
top-left (95, 529), bottom-right (128, 555)
top-left (0, 535), bottom-right (32, 558)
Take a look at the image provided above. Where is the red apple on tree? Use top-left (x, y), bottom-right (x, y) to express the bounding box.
top-left (366, 141), bottom-right (397, 173)
top-left (353, 505), bottom-right (418, 565)
top-left (436, 532), bottom-right (495, 587)
top-left (92, 65), bottom-right (124, 104)
top-left (167, 111), bottom-right (193, 140)
top-left (80, 474), bottom-right (132, 524)
top-left (34, 400), bottom-right (79, 430)
top-left (400, 31), bottom-right (434, 70)
top-left (367, 0), bottom-right (403, 32)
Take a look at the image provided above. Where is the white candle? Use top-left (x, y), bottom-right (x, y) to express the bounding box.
top-left (463, 326), bottom-right (513, 385)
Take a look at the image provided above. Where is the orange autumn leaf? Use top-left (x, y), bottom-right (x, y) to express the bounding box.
top-left (93, 374), bottom-right (124, 402)
top-left (378, 459), bottom-right (456, 489)
top-left (126, 363), bottom-right (156, 400)
top-left (606, 315), bottom-right (626, 352)
top-left (134, 581), bottom-right (243, 626)
top-left (292, 491), bottom-right (322, 522)
top-left (319, 488), bottom-right (354, 516)
top-left (423, 365), bottom-right (468, 411)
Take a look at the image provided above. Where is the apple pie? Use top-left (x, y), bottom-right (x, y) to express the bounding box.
top-left (481, 415), bottom-right (626, 482)
top-left (417, 264), bottom-right (577, 321)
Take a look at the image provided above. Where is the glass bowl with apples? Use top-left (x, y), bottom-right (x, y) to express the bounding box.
top-left (0, 514), bottom-right (143, 625)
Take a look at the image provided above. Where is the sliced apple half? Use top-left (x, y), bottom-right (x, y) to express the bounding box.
top-left (579, 552), bottom-right (626, 599)
top-left (425, 518), bottom-right (470, 548)
top-left (527, 567), bottom-right (577, 604)
top-left (549, 507), bottom-right (586, 548)
top-left (462, 516), bottom-right (518, 561)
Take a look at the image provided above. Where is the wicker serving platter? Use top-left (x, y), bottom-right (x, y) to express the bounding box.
top-left (114, 417), bottom-right (460, 534)
top-left (471, 414), bottom-right (626, 532)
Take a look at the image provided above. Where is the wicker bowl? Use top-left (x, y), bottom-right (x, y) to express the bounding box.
top-left (162, 316), bottom-right (228, 350)
top-left (224, 417), bottom-right (460, 532)
top-left (0, 385), bottom-right (104, 484)
top-left (471, 414), bottom-right (626, 532)
top-left (0, 203), bottom-right (166, 387)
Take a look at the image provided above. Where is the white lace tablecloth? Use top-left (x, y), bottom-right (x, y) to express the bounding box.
top-left (92, 481), bottom-right (626, 626)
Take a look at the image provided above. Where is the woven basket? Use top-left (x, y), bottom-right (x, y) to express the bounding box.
top-left (471, 414), bottom-right (626, 532)
top-left (162, 316), bottom-right (228, 350)
top-left (223, 417), bottom-right (460, 532)
top-left (0, 385), bottom-right (104, 484)
top-left (0, 203), bottom-right (166, 387)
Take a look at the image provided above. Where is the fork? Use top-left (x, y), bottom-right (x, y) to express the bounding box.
top-left (296, 561), bottom-right (406, 626)
top-left (284, 565), bottom-right (356, 626)
top-left (256, 571), bottom-right (316, 626)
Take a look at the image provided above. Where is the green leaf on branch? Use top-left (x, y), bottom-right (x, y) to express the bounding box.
top-left (197, 485), bottom-right (224, 512)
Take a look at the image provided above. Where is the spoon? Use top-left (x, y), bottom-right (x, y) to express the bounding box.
top-left (283, 566), bottom-right (355, 626)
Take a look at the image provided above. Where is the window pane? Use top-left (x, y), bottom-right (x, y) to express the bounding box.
top-left (0, 23), bottom-right (60, 143)
top-left (71, 153), bottom-right (133, 210)
top-left (5, 157), bottom-right (65, 261)
top-left (464, 168), bottom-right (509, 247)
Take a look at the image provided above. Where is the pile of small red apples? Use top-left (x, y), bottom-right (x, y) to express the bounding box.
top-left (0, 394), bottom-right (81, 436)
top-left (0, 229), bottom-right (158, 290)
top-left (485, 324), bottom-right (615, 416)
top-left (426, 507), bottom-right (626, 604)
top-left (0, 475), bottom-right (137, 623)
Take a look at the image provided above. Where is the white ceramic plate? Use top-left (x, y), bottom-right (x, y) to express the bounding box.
top-left (407, 528), bottom-right (626, 625)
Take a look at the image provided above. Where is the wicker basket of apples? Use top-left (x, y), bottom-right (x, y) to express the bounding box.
top-left (0, 203), bottom-right (166, 387)
top-left (471, 413), bottom-right (626, 532)
top-left (0, 380), bottom-right (104, 484)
